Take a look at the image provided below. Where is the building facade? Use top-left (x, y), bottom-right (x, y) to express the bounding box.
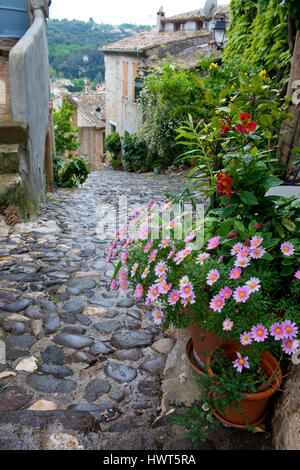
top-left (102, 5), bottom-right (229, 143)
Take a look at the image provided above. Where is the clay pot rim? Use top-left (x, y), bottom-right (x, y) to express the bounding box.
top-left (206, 343), bottom-right (283, 400)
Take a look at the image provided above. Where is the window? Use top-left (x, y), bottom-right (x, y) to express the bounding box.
top-left (123, 61), bottom-right (128, 99)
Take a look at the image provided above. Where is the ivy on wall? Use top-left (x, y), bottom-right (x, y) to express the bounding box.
top-left (223, 0), bottom-right (292, 77)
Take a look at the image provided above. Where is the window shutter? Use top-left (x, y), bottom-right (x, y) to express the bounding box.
top-left (123, 61), bottom-right (128, 99)
top-left (132, 61), bottom-right (139, 102)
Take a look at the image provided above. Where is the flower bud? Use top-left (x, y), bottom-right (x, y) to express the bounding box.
top-left (253, 223), bottom-right (264, 230)
top-left (227, 232), bottom-right (239, 239)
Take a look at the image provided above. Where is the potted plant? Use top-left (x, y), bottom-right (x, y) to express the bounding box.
top-left (106, 194), bottom-right (300, 372)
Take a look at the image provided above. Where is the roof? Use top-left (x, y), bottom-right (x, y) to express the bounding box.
top-left (70, 92), bottom-right (106, 128)
top-left (163, 5), bottom-right (230, 23)
top-left (102, 30), bottom-right (211, 53)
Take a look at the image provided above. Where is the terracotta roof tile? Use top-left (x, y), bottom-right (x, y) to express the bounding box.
top-left (102, 30), bottom-right (211, 53)
top-left (70, 92), bottom-right (106, 128)
top-left (163, 5), bottom-right (230, 23)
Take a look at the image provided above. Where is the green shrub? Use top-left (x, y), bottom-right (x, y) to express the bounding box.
top-left (54, 156), bottom-right (90, 188)
top-left (104, 132), bottom-right (122, 157)
top-left (122, 132), bottom-right (148, 172)
top-left (53, 100), bottom-right (81, 156)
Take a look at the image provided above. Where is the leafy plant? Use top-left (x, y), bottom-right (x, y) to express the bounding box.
top-left (53, 100), bottom-right (81, 156)
top-left (122, 132), bottom-right (148, 172)
top-left (104, 132), bottom-right (122, 157)
top-left (55, 157), bottom-right (90, 188)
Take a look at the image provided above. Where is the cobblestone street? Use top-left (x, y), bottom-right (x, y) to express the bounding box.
top-left (0, 170), bottom-right (194, 450)
top-left (0, 170), bottom-right (274, 451)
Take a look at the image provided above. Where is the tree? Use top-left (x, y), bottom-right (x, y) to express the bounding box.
top-left (278, 1), bottom-right (300, 177)
top-left (53, 100), bottom-right (81, 156)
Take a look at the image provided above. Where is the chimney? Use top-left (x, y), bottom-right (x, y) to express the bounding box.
top-left (157, 6), bottom-right (165, 33)
top-left (85, 80), bottom-right (91, 94)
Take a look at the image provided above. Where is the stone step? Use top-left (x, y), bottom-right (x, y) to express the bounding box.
top-left (0, 143), bottom-right (19, 173)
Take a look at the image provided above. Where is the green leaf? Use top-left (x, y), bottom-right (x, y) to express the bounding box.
top-left (263, 175), bottom-right (283, 188)
top-left (218, 220), bottom-right (233, 237)
top-left (240, 191), bottom-right (259, 206)
top-left (233, 220), bottom-right (247, 233)
top-left (281, 217), bottom-right (297, 233)
top-left (262, 238), bottom-right (281, 249)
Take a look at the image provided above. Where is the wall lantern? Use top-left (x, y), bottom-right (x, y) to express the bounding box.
top-left (213, 15), bottom-right (226, 50)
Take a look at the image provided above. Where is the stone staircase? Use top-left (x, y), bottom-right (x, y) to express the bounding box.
top-left (0, 120), bottom-right (34, 221)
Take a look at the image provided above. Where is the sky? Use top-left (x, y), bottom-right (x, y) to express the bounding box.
top-left (49, 0), bottom-right (230, 26)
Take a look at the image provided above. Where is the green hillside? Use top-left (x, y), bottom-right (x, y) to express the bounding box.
top-left (47, 17), bottom-right (152, 83)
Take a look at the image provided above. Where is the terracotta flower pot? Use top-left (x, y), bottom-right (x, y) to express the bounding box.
top-left (189, 321), bottom-right (225, 369)
top-left (206, 343), bottom-right (283, 428)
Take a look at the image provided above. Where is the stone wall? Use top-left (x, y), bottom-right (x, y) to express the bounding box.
top-left (272, 363), bottom-right (300, 450)
top-left (9, 7), bottom-right (50, 211)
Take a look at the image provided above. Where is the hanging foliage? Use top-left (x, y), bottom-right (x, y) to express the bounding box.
top-left (223, 0), bottom-right (292, 79)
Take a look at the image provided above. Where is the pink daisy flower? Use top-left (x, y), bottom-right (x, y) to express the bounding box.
top-left (168, 219), bottom-right (177, 229)
top-left (139, 225), bottom-right (150, 241)
top-left (156, 275), bottom-right (166, 285)
top-left (282, 320), bottom-right (298, 339)
top-left (231, 242), bottom-right (244, 256)
top-left (155, 261), bottom-right (167, 277)
top-left (251, 324), bottom-right (268, 343)
top-left (240, 332), bottom-right (252, 345)
top-left (245, 277), bottom-right (261, 293)
top-left (181, 293), bottom-right (196, 307)
top-left (184, 232), bottom-right (196, 243)
top-left (282, 338), bottom-right (299, 355)
top-left (118, 270), bottom-right (127, 283)
top-left (230, 267), bottom-right (242, 280)
top-left (110, 279), bottom-right (117, 291)
top-left (250, 246), bottom-right (266, 259)
top-left (219, 286), bottom-right (232, 300)
top-left (195, 252), bottom-right (210, 265)
top-left (238, 246), bottom-right (250, 258)
top-left (250, 236), bottom-right (263, 249)
top-left (295, 270), bottom-right (300, 280)
top-left (209, 295), bottom-right (225, 313)
top-left (270, 322), bottom-right (285, 340)
top-left (234, 256), bottom-right (250, 268)
top-left (206, 269), bottom-right (220, 286)
top-left (167, 247), bottom-right (176, 259)
top-left (153, 309), bottom-right (164, 325)
top-left (223, 319), bottom-right (233, 331)
top-left (160, 281), bottom-right (172, 294)
top-left (121, 281), bottom-right (129, 292)
top-left (159, 237), bottom-right (171, 249)
top-left (121, 251), bottom-right (129, 265)
top-left (148, 250), bottom-right (158, 264)
top-left (141, 267), bottom-right (149, 279)
top-left (168, 290), bottom-right (180, 305)
top-left (147, 284), bottom-right (160, 301)
top-left (180, 282), bottom-right (194, 299)
top-left (281, 242), bottom-right (295, 257)
top-left (179, 276), bottom-right (190, 288)
top-left (207, 236), bottom-right (221, 250)
top-left (233, 353), bottom-right (250, 373)
top-left (144, 240), bottom-right (153, 253)
top-left (134, 283), bottom-right (144, 298)
top-left (131, 263), bottom-right (138, 277)
top-left (233, 285), bottom-right (251, 303)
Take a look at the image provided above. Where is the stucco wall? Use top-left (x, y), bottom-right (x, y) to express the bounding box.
top-left (9, 8), bottom-right (50, 209)
top-left (75, 127), bottom-right (104, 170)
top-left (104, 53), bottom-right (142, 138)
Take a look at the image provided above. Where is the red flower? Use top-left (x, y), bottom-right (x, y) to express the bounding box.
top-left (220, 116), bottom-right (233, 136)
top-left (217, 170), bottom-right (233, 198)
top-left (236, 113), bottom-right (257, 135)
